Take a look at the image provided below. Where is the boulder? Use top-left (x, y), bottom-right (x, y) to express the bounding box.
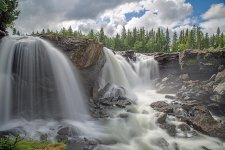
top-left (150, 101), bottom-right (173, 113)
top-left (0, 30), bottom-right (6, 38)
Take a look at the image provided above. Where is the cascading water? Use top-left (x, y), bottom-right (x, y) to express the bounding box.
top-left (0, 36), bottom-right (88, 126)
top-left (134, 53), bottom-right (159, 85)
top-left (91, 48), bottom-right (225, 150)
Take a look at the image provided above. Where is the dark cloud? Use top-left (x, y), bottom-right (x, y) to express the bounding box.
top-left (65, 0), bottom-right (139, 20)
top-left (16, 0), bottom-right (138, 33)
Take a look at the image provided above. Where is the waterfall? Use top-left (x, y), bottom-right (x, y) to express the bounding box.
top-left (134, 54), bottom-right (159, 84)
top-left (99, 48), bottom-right (130, 88)
top-left (100, 48), bottom-right (159, 89)
top-left (0, 36), bottom-right (88, 125)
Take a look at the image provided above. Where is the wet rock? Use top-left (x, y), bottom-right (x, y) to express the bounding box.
top-left (159, 123), bottom-right (176, 137)
top-left (0, 127), bottom-right (26, 137)
top-left (0, 30), bottom-right (6, 37)
top-left (165, 95), bottom-right (176, 100)
top-left (152, 138), bottom-right (169, 150)
top-left (156, 113), bottom-right (167, 124)
top-left (40, 133), bottom-right (48, 141)
top-left (183, 104), bottom-right (225, 140)
top-left (57, 126), bottom-right (78, 137)
top-left (150, 101), bottom-right (173, 113)
top-left (67, 137), bottom-right (98, 150)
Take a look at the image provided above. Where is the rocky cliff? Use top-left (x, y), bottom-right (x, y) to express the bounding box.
top-left (41, 35), bottom-right (106, 97)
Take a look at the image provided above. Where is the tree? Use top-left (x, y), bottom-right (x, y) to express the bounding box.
top-left (99, 27), bottom-right (105, 44)
top-left (0, 0), bottom-right (20, 31)
top-left (68, 26), bottom-right (73, 36)
top-left (172, 32), bottom-right (178, 51)
top-left (87, 29), bottom-right (95, 39)
top-left (220, 33), bottom-right (224, 48)
top-left (16, 30), bottom-right (20, 35)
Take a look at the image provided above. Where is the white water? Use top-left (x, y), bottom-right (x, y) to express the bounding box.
top-left (0, 39), bottom-right (224, 149)
top-left (0, 36), bottom-right (88, 126)
top-left (91, 48), bottom-right (225, 150)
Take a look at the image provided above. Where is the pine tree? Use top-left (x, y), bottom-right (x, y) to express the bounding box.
top-left (220, 32), bottom-right (224, 48)
top-left (165, 28), bottom-right (170, 52)
top-left (172, 32), bottom-right (178, 51)
top-left (68, 26), bottom-right (73, 36)
top-left (216, 27), bottom-right (221, 48)
top-left (99, 27), bottom-right (105, 44)
top-left (203, 33), bottom-right (209, 49)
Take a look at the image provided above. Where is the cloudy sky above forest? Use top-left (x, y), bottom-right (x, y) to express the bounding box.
top-left (15, 0), bottom-right (225, 35)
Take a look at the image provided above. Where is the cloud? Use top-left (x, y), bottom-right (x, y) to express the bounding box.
top-left (126, 0), bottom-right (193, 31)
top-left (65, 0), bottom-right (139, 20)
top-left (15, 0), bottom-right (194, 35)
top-left (200, 3), bottom-right (225, 34)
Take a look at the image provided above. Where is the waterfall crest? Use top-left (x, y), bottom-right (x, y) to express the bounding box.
top-left (100, 48), bottom-right (159, 89)
top-left (0, 36), bottom-right (88, 125)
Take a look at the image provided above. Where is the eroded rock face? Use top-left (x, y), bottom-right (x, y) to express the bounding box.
top-left (180, 49), bottom-right (225, 80)
top-left (41, 35), bottom-right (106, 97)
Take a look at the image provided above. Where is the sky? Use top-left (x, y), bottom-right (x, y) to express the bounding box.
top-left (15, 0), bottom-right (225, 36)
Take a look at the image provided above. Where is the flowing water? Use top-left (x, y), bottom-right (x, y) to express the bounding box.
top-left (0, 38), bottom-right (224, 149)
top-left (90, 48), bottom-right (225, 150)
top-left (0, 36), bottom-right (88, 126)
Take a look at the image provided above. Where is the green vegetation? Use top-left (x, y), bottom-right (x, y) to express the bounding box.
top-left (0, 136), bottom-right (65, 150)
top-left (33, 26), bottom-right (225, 53)
top-left (0, 0), bottom-right (20, 32)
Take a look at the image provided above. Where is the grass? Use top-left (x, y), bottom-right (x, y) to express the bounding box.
top-left (0, 136), bottom-right (66, 150)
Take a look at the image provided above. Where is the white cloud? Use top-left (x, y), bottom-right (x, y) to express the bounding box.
top-left (15, 0), bottom-right (194, 35)
top-left (200, 3), bottom-right (225, 34)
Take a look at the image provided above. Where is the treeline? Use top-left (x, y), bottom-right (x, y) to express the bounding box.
top-left (32, 26), bottom-right (225, 52)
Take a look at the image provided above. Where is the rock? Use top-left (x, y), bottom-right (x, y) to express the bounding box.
top-left (213, 81), bottom-right (225, 95)
top-left (156, 74), bottom-right (183, 94)
top-left (67, 137), bottom-right (98, 150)
top-left (41, 35), bottom-right (106, 97)
top-left (57, 126), bottom-right (78, 137)
top-left (0, 30), bottom-right (6, 37)
top-left (180, 49), bottom-right (225, 80)
top-left (179, 74), bottom-right (190, 80)
top-left (40, 133), bottom-right (48, 141)
top-left (165, 95), bottom-right (176, 100)
top-left (183, 104), bottom-right (225, 140)
top-left (159, 123), bottom-right (176, 136)
top-left (151, 138), bottom-right (169, 150)
top-left (218, 65), bottom-right (225, 72)
top-left (0, 127), bottom-right (26, 137)
top-left (150, 101), bottom-right (173, 113)
top-left (215, 69), bottom-right (225, 83)
top-left (154, 52), bottom-right (180, 78)
top-left (156, 113), bottom-right (167, 124)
